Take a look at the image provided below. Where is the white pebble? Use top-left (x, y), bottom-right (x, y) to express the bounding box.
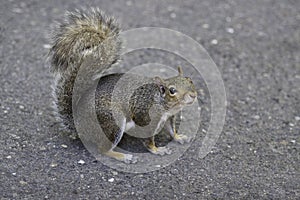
top-left (211, 39), bottom-right (218, 45)
top-left (61, 144), bottom-right (68, 148)
top-left (295, 116), bottom-right (300, 121)
top-left (290, 140), bottom-right (296, 144)
top-left (50, 163), bottom-right (58, 168)
top-left (108, 178), bottom-right (115, 182)
top-left (253, 115), bottom-right (260, 120)
top-left (202, 24), bottom-right (209, 29)
top-left (289, 123), bottom-right (294, 127)
top-left (43, 44), bottom-right (51, 49)
top-left (19, 105), bottom-right (25, 109)
top-left (111, 171), bottom-right (118, 176)
top-left (170, 13), bottom-right (176, 19)
top-left (19, 180), bottom-right (27, 185)
top-left (6, 155), bottom-right (12, 159)
top-left (78, 160), bottom-right (85, 165)
top-left (226, 27), bottom-right (234, 34)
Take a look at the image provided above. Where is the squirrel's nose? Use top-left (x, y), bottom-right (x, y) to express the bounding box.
top-left (189, 92), bottom-right (197, 99)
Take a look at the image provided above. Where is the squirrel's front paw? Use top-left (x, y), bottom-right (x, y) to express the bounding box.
top-left (149, 146), bottom-right (172, 156)
top-left (174, 134), bottom-right (192, 144)
top-left (123, 154), bottom-right (138, 164)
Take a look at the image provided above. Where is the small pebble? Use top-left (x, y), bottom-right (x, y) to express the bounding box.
top-left (253, 115), bottom-right (260, 120)
top-left (289, 123), bottom-right (294, 127)
top-left (12, 173), bottom-right (16, 176)
top-left (226, 27), bottom-right (234, 33)
top-left (290, 140), bottom-right (296, 144)
top-left (211, 39), bottom-right (218, 45)
top-left (78, 160), bottom-right (85, 165)
top-left (50, 163), bottom-right (58, 168)
top-left (19, 180), bottom-right (27, 185)
top-left (111, 171), bottom-right (118, 176)
top-left (43, 44), bottom-right (51, 49)
top-left (155, 165), bottom-right (161, 168)
top-left (19, 105), bottom-right (25, 110)
top-left (295, 116), bottom-right (300, 121)
top-left (202, 24), bottom-right (209, 29)
top-left (170, 12), bottom-right (176, 19)
top-left (6, 155), bottom-right (12, 159)
top-left (61, 144), bottom-right (68, 148)
top-left (108, 178), bottom-right (115, 182)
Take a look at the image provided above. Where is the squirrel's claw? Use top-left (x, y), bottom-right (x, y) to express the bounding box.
top-left (174, 134), bottom-right (192, 144)
top-left (148, 146), bottom-right (172, 156)
top-left (123, 154), bottom-right (138, 164)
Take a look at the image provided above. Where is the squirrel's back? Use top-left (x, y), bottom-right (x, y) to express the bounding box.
top-left (49, 8), bottom-right (121, 131)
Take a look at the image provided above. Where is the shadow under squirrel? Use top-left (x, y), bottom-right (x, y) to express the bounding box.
top-left (49, 8), bottom-right (197, 163)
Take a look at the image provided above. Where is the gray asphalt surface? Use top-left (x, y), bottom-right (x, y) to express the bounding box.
top-left (1, 0), bottom-right (299, 199)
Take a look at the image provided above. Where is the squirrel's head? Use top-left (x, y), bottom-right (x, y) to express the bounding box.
top-left (155, 66), bottom-right (197, 110)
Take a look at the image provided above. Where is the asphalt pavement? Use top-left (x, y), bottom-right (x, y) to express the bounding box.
top-left (0, 0), bottom-right (299, 199)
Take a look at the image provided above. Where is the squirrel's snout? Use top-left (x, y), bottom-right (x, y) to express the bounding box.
top-left (189, 92), bottom-right (197, 99)
top-left (184, 92), bottom-right (197, 105)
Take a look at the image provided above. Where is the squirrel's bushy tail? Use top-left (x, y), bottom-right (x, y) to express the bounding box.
top-left (49, 8), bottom-right (121, 131)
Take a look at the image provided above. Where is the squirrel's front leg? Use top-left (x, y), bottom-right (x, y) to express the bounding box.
top-left (144, 136), bottom-right (172, 155)
top-left (166, 115), bottom-right (192, 144)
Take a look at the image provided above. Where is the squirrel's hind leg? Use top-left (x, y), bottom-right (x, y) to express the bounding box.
top-left (97, 110), bottom-right (137, 163)
top-left (144, 136), bottom-right (172, 156)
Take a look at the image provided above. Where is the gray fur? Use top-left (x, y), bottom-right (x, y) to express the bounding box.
top-left (49, 8), bottom-right (121, 131)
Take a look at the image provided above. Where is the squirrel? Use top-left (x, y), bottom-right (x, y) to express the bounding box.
top-left (49, 8), bottom-right (197, 163)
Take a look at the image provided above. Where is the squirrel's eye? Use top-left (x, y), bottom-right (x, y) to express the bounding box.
top-left (169, 87), bottom-right (177, 95)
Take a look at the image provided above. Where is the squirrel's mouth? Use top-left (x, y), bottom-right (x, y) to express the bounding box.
top-left (166, 92), bottom-right (197, 109)
top-left (183, 92), bottom-right (197, 105)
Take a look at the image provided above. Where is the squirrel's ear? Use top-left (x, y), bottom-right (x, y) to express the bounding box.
top-left (154, 76), bottom-right (166, 94)
top-left (154, 76), bottom-right (165, 85)
top-left (178, 66), bottom-right (183, 76)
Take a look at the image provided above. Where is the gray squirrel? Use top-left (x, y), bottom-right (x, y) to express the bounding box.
top-left (49, 8), bottom-right (197, 163)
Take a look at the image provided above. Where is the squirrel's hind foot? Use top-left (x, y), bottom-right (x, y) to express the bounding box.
top-left (174, 133), bottom-right (192, 144)
top-left (149, 146), bottom-right (172, 156)
top-left (144, 136), bottom-right (172, 156)
top-left (104, 150), bottom-right (138, 164)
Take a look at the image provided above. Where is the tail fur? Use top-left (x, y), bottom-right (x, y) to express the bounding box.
top-left (49, 8), bottom-right (121, 131)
